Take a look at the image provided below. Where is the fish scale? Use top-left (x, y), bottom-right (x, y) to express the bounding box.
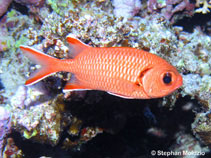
top-left (69, 47), bottom-right (153, 96)
top-left (73, 48), bottom-right (147, 80)
top-left (20, 35), bottom-right (183, 99)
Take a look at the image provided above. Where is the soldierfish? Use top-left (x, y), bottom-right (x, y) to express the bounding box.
top-left (20, 35), bottom-right (183, 99)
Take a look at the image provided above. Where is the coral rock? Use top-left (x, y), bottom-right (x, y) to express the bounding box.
top-left (10, 85), bottom-right (69, 146)
top-left (112, 0), bottom-right (142, 18)
top-left (192, 112), bottom-right (211, 146)
top-left (3, 137), bottom-right (23, 158)
top-left (170, 132), bottom-right (209, 157)
top-left (0, 0), bottom-right (12, 17)
top-left (14, 0), bottom-right (44, 6)
top-left (0, 106), bottom-right (11, 157)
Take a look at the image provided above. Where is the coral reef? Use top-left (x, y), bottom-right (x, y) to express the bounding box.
top-left (192, 111), bottom-right (211, 146)
top-left (147, 0), bottom-right (195, 21)
top-left (0, 9), bottom-right (35, 100)
top-left (3, 137), bottom-right (23, 158)
top-left (0, 0), bottom-right (210, 157)
top-left (182, 74), bottom-right (210, 108)
top-left (169, 27), bottom-right (211, 107)
top-left (170, 132), bottom-right (209, 158)
top-left (0, 0), bottom-right (12, 17)
top-left (147, 0), bottom-right (211, 22)
top-left (0, 17), bottom-right (10, 52)
top-left (14, 0), bottom-right (44, 6)
top-left (10, 84), bottom-right (69, 145)
top-left (112, 0), bottom-right (142, 18)
top-left (0, 106), bottom-right (11, 157)
top-left (195, 0), bottom-right (211, 14)
top-left (0, 0), bottom-right (44, 18)
top-left (63, 126), bottom-right (103, 149)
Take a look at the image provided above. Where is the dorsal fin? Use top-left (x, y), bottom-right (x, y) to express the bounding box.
top-left (66, 34), bottom-right (92, 58)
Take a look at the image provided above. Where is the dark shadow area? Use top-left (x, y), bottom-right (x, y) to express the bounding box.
top-left (8, 132), bottom-right (71, 158)
top-left (174, 13), bottom-right (211, 33)
top-left (0, 79), bottom-right (4, 90)
top-left (0, 1), bottom-right (29, 21)
top-left (10, 1), bottom-right (29, 15)
top-left (8, 93), bottom-right (211, 158)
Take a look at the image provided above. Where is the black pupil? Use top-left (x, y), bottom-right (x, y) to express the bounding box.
top-left (163, 73), bottom-right (172, 84)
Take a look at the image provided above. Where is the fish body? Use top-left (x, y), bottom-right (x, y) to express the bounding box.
top-left (20, 35), bottom-right (183, 99)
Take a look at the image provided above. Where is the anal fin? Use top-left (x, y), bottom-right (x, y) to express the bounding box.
top-left (63, 75), bottom-right (91, 92)
top-left (107, 92), bottom-right (134, 99)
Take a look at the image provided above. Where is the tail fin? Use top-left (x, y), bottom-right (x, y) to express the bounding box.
top-left (20, 45), bottom-right (61, 86)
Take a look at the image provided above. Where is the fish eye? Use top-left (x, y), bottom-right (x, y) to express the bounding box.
top-left (163, 72), bottom-right (172, 84)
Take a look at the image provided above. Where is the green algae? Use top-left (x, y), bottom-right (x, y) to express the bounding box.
top-left (47, 0), bottom-right (75, 16)
top-left (7, 9), bottom-right (17, 18)
top-left (23, 129), bottom-right (38, 139)
top-left (15, 35), bottom-right (28, 48)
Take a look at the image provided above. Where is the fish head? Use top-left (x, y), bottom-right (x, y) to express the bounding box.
top-left (140, 64), bottom-right (183, 98)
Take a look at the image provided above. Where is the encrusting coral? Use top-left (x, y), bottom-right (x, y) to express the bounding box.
top-left (0, 0), bottom-right (12, 17)
top-left (0, 106), bottom-right (11, 157)
top-left (147, 0), bottom-right (195, 21)
top-left (192, 112), bottom-right (211, 146)
top-left (112, 0), bottom-right (142, 18)
top-left (10, 84), bottom-right (68, 145)
top-left (3, 137), bottom-right (23, 158)
top-left (0, 0), bottom-right (44, 17)
top-left (195, 0), bottom-right (211, 13)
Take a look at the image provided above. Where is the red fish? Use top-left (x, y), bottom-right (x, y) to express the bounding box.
top-left (20, 35), bottom-right (183, 99)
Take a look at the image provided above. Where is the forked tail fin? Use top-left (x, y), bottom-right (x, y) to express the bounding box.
top-left (20, 45), bottom-right (62, 86)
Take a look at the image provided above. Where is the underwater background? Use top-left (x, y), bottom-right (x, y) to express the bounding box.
top-left (0, 0), bottom-right (211, 158)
